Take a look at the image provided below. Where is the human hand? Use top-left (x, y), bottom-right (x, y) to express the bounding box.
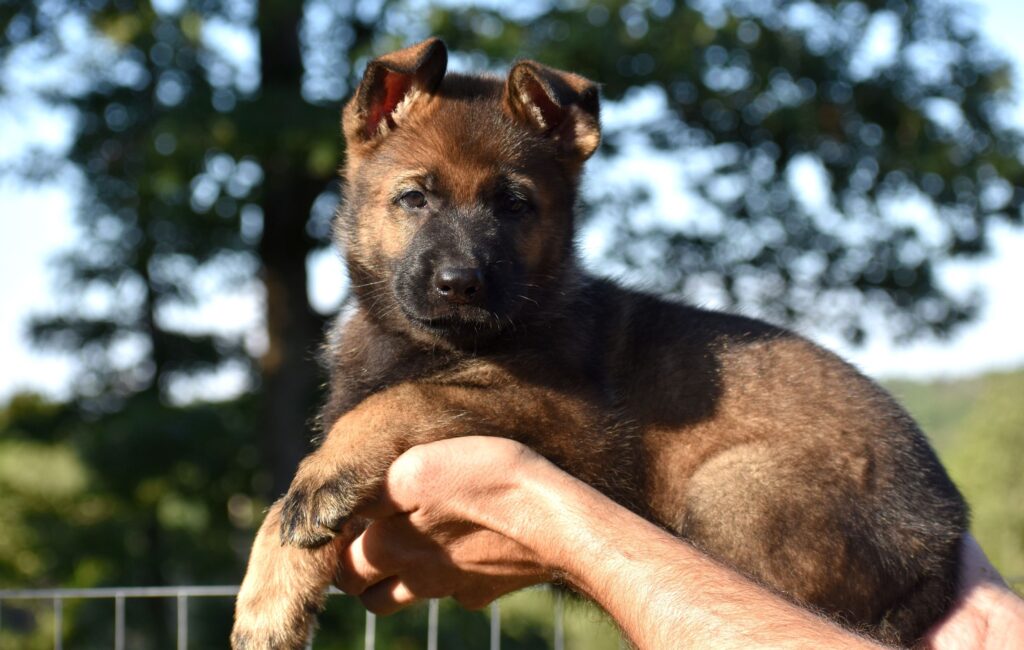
top-left (334, 436), bottom-right (556, 615)
top-left (920, 534), bottom-right (1024, 649)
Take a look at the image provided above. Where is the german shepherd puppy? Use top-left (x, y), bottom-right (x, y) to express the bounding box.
top-left (232, 38), bottom-right (966, 648)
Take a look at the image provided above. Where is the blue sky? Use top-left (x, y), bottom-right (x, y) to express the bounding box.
top-left (2, 1), bottom-right (1024, 401)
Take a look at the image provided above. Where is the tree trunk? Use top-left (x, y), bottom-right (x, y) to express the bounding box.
top-left (258, 181), bottom-right (325, 498)
top-left (257, 0), bottom-right (328, 498)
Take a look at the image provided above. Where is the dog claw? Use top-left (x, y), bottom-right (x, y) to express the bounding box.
top-left (320, 511), bottom-right (347, 532)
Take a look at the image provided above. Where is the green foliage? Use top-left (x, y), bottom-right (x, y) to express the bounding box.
top-left (886, 374), bottom-right (987, 449)
top-left (890, 369), bottom-right (1024, 585)
top-left (0, 392), bottom-right (263, 648)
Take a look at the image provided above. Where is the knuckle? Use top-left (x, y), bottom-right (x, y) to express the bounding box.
top-left (491, 437), bottom-right (534, 467)
top-left (362, 519), bottom-right (410, 569)
top-left (395, 446), bottom-right (432, 484)
top-left (360, 595), bottom-right (395, 616)
top-left (334, 573), bottom-right (365, 597)
top-left (336, 548), bottom-right (373, 597)
top-left (372, 513), bottom-right (406, 537)
top-left (401, 574), bottom-right (445, 600)
top-left (453, 590), bottom-right (492, 611)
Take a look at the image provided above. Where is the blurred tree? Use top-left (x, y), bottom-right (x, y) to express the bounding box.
top-left (0, 1), bottom-right (380, 645)
top-left (0, 0), bottom-right (390, 496)
top-left (1, 0), bottom-right (1022, 646)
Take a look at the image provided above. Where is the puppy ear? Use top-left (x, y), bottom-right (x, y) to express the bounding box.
top-left (343, 38), bottom-right (448, 144)
top-left (504, 61), bottom-right (601, 161)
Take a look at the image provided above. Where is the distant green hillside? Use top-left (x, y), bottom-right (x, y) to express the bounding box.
top-left (887, 369), bottom-right (1024, 587)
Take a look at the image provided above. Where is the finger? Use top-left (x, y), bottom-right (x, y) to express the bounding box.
top-left (359, 576), bottom-right (421, 616)
top-left (351, 483), bottom-right (406, 520)
top-left (452, 585), bottom-right (500, 612)
top-left (339, 515), bottom-right (435, 594)
top-left (337, 519), bottom-right (406, 595)
top-left (959, 533), bottom-right (1007, 590)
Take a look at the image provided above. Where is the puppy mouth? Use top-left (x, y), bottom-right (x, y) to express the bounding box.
top-left (410, 311), bottom-right (494, 329)
top-left (402, 304), bottom-right (506, 336)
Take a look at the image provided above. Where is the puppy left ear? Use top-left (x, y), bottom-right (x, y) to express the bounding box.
top-left (343, 38), bottom-right (448, 145)
top-left (504, 61), bottom-right (601, 162)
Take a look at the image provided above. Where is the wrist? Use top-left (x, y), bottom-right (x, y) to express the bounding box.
top-left (507, 459), bottom-right (627, 584)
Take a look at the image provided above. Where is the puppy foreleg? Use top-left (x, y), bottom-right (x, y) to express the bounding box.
top-left (277, 380), bottom-right (617, 549)
top-left (231, 501), bottom-right (346, 650)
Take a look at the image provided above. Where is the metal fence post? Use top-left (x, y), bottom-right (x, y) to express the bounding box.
top-left (364, 610), bottom-right (376, 650)
top-left (176, 593), bottom-right (188, 650)
top-left (489, 601), bottom-right (500, 650)
top-left (53, 596), bottom-right (63, 650)
top-left (427, 599), bottom-right (439, 650)
top-left (114, 592), bottom-right (125, 650)
top-left (554, 590), bottom-right (564, 650)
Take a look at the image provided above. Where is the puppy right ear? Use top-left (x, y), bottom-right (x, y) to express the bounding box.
top-left (343, 38), bottom-right (448, 145)
top-left (504, 61), bottom-right (601, 163)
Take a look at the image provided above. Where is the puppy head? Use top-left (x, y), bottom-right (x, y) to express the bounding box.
top-left (338, 38), bottom-right (600, 348)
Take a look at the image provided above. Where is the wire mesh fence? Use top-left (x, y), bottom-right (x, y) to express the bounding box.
top-left (0, 585), bottom-right (569, 650)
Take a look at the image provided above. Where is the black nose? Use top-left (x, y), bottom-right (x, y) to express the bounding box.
top-left (434, 267), bottom-right (486, 304)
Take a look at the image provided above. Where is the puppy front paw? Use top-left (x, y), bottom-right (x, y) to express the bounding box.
top-left (279, 464), bottom-right (367, 548)
top-left (231, 592), bottom-right (318, 650)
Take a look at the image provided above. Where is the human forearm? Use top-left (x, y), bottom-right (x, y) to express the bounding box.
top-left (509, 460), bottom-right (882, 650)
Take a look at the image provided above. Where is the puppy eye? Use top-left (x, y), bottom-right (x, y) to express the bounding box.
top-left (399, 190), bottom-right (427, 210)
top-left (497, 191), bottom-right (530, 215)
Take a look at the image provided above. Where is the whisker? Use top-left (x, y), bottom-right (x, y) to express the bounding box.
top-left (349, 279), bottom-right (388, 289)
